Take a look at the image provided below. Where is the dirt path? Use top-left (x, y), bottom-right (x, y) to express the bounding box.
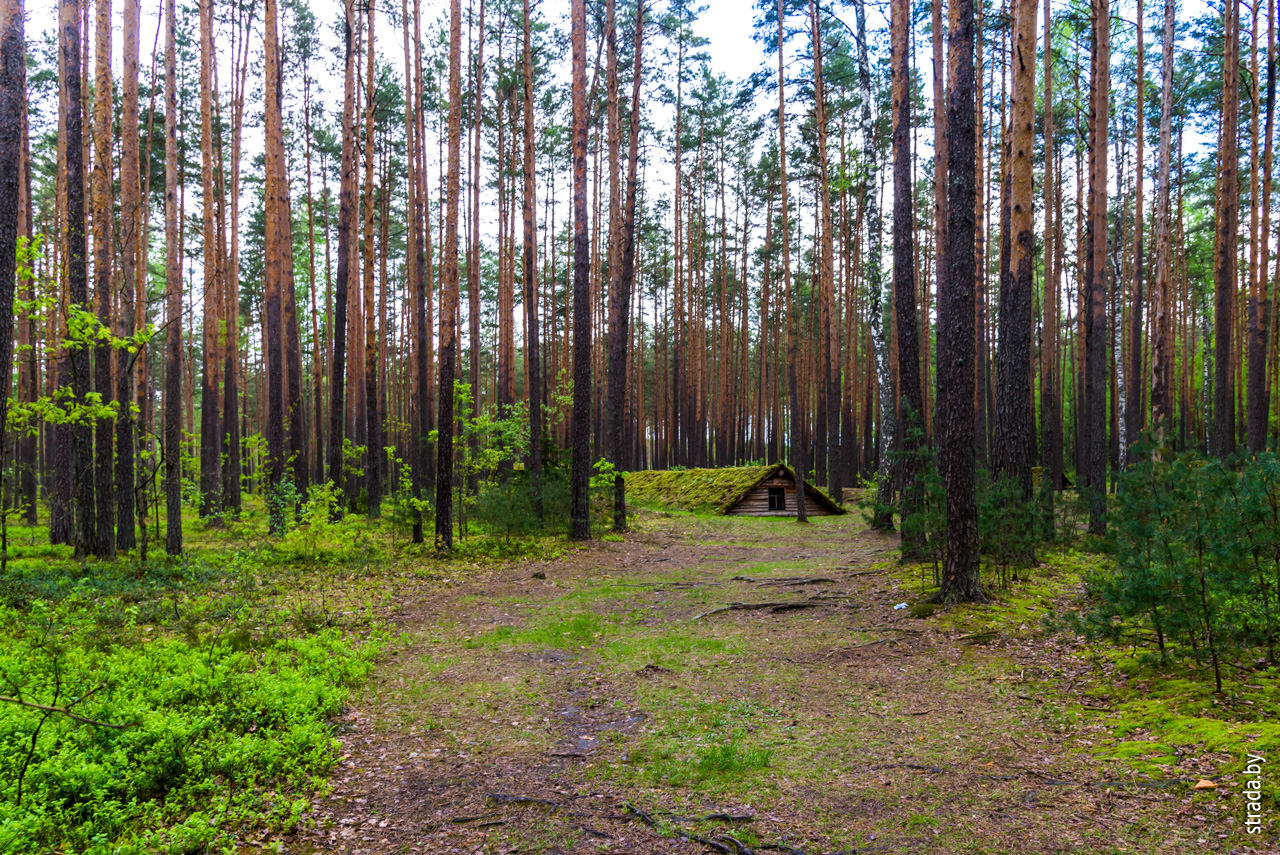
top-left (289, 513), bottom-right (1239, 855)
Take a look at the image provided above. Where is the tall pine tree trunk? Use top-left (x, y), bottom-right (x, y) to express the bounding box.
top-left (0, 0), bottom-right (22, 566)
top-left (328, 0), bottom-right (356, 495)
top-left (522, 0), bottom-right (542, 519)
top-left (890, 0), bottom-right (923, 547)
top-left (91, 0), bottom-right (114, 555)
top-left (936, 0), bottom-right (982, 601)
top-left (1150, 0), bottom-right (1175, 425)
top-left (163, 0), bottom-right (182, 554)
top-left (263, 0), bottom-right (286, 532)
top-left (436, 0), bottom-right (462, 550)
top-left (994, 0), bottom-right (1036, 497)
top-left (569, 0), bottom-right (592, 540)
top-left (779, 0), bottom-right (808, 523)
top-left (198, 0), bottom-right (221, 521)
top-left (116, 0), bottom-right (138, 547)
top-left (1213, 0), bottom-right (1239, 458)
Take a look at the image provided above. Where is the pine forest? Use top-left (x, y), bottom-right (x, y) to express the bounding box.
top-left (1, 0), bottom-right (1279, 850)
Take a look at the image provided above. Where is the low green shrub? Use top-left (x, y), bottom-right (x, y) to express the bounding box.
top-left (0, 599), bottom-right (381, 853)
top-left (1072, 442), bottom-right (1280, 692)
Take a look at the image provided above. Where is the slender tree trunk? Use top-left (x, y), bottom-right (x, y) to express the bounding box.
top-left (0, 0), bottom-right (22, 563)
top-left (329, 0), bottom-right (356, 496)
top-left (852, 0), bottom-right (890, 529)
top-left (1127, 0), bottom-right (1146, 457)
top-left (198, 0), bottom-right (221, 521)
top-left (1084, 0), bottom-right (1110, 531)
top-left (607, 0), bottom-right (642, 531)
top-left (937, 0), bottom-right (982, 600)
top-left (1249, 0), bottom-right (1273, 452)
top-left (163, 0), bottom-right (181, 554)
top-left (1213, 0), bottom-right (1240, 458)
top-left (61, 0), bottom-right (94, 556)
top-left (569, 0), bottom-right (592, 540)
top-left (1040, 0), bottom-right (1060, 489)
top-left (363, 0), bottom-right (381, 516)
top-left (811, 0), bottom-right (841, 506)
top-left (522, 0), bottom-right (542, 519)
top-left (890, 0), bottom-right (923, 548)
top-left (1150, 0), bottom-right (1175, 426)
top-left (779, 0), bottom-right (808, 523)
top-left (91, 0), bottom-right (114, 555)
top-left (116, 0), bottom-right (138, 547)
top-left (468, 0), bottom-right (485, 495)
top-left (263, 0), bottom-right (287, 532)
top-left (436, 0), bottom-right (462, 550)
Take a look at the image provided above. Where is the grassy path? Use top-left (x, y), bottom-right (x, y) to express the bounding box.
top-left (290, 512), bottom-right (1241, 855)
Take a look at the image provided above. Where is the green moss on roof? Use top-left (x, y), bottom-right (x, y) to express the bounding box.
top-left (625, 465), bottom-right (845, 515)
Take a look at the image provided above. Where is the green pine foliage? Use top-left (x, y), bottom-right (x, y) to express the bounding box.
top-left (1074, 442), bottom-right (1280, 692)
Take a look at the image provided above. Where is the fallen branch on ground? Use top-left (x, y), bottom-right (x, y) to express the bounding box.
top-left (692, 600), bottom-right (830, 620)
top-left (0, 684), bottom-right (129, 729)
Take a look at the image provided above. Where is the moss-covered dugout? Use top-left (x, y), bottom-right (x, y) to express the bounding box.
top-left (625, 465), bottom-right (846, 516)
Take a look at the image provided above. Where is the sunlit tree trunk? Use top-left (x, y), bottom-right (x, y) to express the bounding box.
top-left (91, 0), bottom-right (114, 555)
top-left (994, 0), bottom-right (1036, 496)
top-left (198, 0), bottom-right (221, 521)
top-left (263, 0), bottom-right (287, 532)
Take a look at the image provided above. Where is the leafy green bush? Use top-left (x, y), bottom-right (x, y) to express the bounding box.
top-left (277, 482), bottom-right (373, 567)
top-left (0, 599), bottom-right (380, 854)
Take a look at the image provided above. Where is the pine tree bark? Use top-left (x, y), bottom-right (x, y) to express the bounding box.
top-left (1213, 0), bottom-right (1240, 458)
top-left (263, 0), bottom-right (286, 532)
top-left (811, 0), bottom-right (841, 506)
top-left (1040, 0), bottom-right (1061, 488)
top-left (569, 0), bottom-right (592, 540)
top-left (91, 0), bottom-right (114, 555)
top-left (0, 0), bottom-right (22, 552)
top-left (1084, 0), bottom-right (1110, 530)
top-left (522, 0), bottom-right (542, 519)
top-left (163, 0), bottom-right (182, 554)
top-left (936, 0), bottom-right (982, 600)
top-left (468, 0), bottom-right (485, 494)
top-left (994, 0), bottom-right (1036, 497)
top-left (890, 0), bottom-right (923, 548)
top-left (198, 0), bottom-right (221, 520)
top-left (1249, 0), bottom-right (1273, 453)
top-left (605, 0), bottom-right (638, 531)
top-left (363, 0), bottom-right (381, 516)
top-left (61, 0), bottom-right (94, 557)
top-left (328, 0), bottom-right (356, 495)
top-left (436, 0), bottom-right (463, 550)
top-left (1150, 0), bottom-right (1175, 425)
top-left (779, 0), bottom-right (808, 523)
top-left (116, 0), bottom-right (139, 547)
top-left (1128, 0), bottom-right (1146, 456)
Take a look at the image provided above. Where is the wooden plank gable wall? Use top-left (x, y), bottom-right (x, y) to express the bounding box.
top-left (726, 474), bottom-right (838, 516)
